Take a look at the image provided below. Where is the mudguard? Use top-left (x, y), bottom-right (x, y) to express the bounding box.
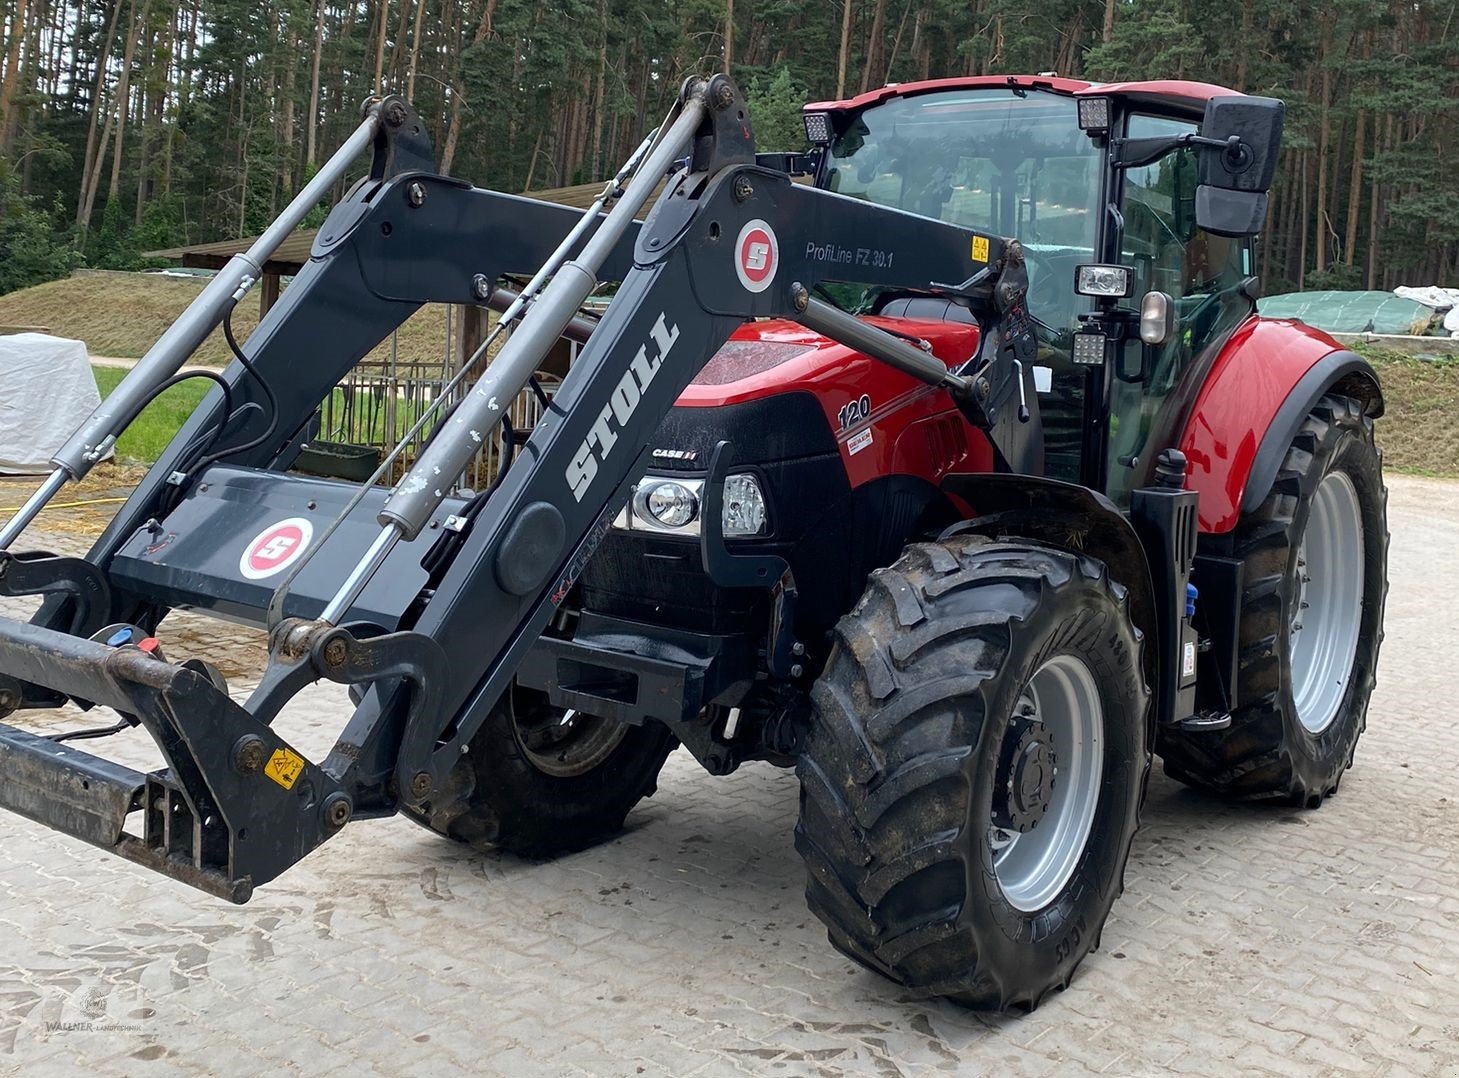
top-left (1178, 317), bottom-right (1383, 533)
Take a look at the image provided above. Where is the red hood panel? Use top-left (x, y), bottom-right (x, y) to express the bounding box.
top-left (681, 317), bottom-right (981, 407)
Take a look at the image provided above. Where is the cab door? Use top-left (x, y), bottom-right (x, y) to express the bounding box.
top-left (1104, 113), bottom-right (1255, 504)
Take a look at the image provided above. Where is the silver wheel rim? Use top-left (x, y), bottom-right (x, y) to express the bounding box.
top-left (1290, 470), bottom-right (1365, 734)
top-left (990, 654), bottom-right (1104, 913)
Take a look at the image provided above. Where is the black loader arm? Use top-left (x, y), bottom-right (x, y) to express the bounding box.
top-left (0, 74), bottom-right (1040, 902)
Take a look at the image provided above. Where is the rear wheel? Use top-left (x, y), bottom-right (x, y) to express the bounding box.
top-left (1159, 394), bottom-right (1387, 803)
top-left (406, 680), bottom-right (677, 856)
top-left (795, 536), bottom-right (1149, 1011)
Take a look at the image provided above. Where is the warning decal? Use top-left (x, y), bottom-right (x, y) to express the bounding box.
top-left (264, 747), bottom-right (306, 790)
top-left (971, 235), bottom-right (989, 263)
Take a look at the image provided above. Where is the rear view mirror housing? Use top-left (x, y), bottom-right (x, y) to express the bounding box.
top-left (1194, 95), bottom-right (1285, 238)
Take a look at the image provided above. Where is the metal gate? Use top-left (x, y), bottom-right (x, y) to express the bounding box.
top-left (304, 305), bottom-right (566, 493)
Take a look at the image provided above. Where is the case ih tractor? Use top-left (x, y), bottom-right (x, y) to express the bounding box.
top-left (0, 73), bottom-right (1385, 1012)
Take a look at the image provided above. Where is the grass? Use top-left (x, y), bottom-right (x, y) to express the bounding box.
top-left (1353, 345), bottom-right (1459, 477)
top-left (92, 364), bottom-right (441, 464)
top-left (92, 365), bottom-right (210, 462)
top-left (0, 271), bottom-right (455, 365)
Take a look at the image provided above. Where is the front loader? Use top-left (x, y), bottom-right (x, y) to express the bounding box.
top-left (0, 73), bottom-right (1386, 1012)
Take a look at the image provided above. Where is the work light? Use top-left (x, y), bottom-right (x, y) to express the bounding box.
top-left (1072, 332), bottom-right (1108, 366)
top-left (1075, 264), bottom-right (1134, 298)
top-left (803, 112), bottom-right (832, 146)
top-left (1077, 97), bottom-right (1111, 133)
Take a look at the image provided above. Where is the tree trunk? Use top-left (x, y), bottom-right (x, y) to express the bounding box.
top-left (107, 0), bottom-right (148, 207)
top-left (439, 0), bottom-right (496, 175)
top-left (279, 6), bottom-right (298, 198)
top-left (588, 0), bottom-right (606, 179)
top-left (406, 0), bottom-right (426, 99)
top-left (389, 0), bottom-right (412, 84)
top-left (836, 0), bottom-right (853, 99)
top-left (859, 0), bottom-right (888, 94)
top-left (372, 0), bottom-right (388, 91)
top-left (0, 0), bottom-right (30, 150)
top-left (723, 0), bottom-right (732, 69)
top-left (305, 0), bottom-right (324, 166)
top-left (1298, 151), bottom-right (1310, 289)
top-left (1312, 17), bottom-right (1331, 273)
top-left (1343, 109), bottom-right (1365, 267)
top-left (77, 0), bottom-right (125, 229)
top-left (883, 0), bottom-right (911, 80)
top-left (1102, 0), bottom-right (1116, 43)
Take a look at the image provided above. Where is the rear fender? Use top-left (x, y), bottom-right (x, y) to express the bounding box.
top-left (939, 474), bottom-right (1157, 742)
top-left (1178, 318), bottom-right (1384, 533)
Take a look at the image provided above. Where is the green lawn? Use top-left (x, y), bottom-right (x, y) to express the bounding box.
top-left (92, 365), bottom-right (210, 463)
top-left (92, 365), bottom-right (437, 464)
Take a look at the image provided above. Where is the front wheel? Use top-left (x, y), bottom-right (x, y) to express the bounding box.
top-left (405, 680), bottom-right (677, 856)
top-left (795, 537), bottom-right (1150, 1011)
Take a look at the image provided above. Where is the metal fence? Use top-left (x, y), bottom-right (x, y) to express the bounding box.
top-left (307, 305), bottom-right (564, 494)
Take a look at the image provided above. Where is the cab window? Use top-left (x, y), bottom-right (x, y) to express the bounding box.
top-left (1106, 113), bottom-right (1252, 503)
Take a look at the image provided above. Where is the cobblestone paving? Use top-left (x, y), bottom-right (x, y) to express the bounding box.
top-left (1, 475), bottom-right (1457, 1076)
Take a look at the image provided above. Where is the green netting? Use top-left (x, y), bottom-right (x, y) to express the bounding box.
top-left (1257, 291), bottom-right (1439, 335)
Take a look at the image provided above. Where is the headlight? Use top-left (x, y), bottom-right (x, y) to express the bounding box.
top-left (634, 480), bottom-right (699, 528)
top-left (722, 473), bottom-right (768, 537)
top-left (612, 472), bottom-right (770, 538)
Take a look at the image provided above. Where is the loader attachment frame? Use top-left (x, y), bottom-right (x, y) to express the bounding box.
top-left (0, 75), bottom-right (1040, 901)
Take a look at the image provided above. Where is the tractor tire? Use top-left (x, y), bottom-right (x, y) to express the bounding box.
top-left (1159, 393), bottom-right (1387, 805)
top-left (795, 536), bottom-right (1150, 1012)
top-left (405, 680), bottom-right (676, 856)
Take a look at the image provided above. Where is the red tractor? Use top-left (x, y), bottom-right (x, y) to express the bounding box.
top-left (0, 74), bottom-right (1384, 1013)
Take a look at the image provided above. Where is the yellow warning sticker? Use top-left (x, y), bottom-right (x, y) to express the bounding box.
top-left (971, 235), bottom-right (990, 263)
top-left (264, 747), bottom-right (305, 790)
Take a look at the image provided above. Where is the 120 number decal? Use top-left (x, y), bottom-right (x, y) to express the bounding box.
top-left (838, 394), bottom-right (872, 430)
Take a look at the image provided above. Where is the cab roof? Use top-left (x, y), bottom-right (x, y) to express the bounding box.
top-left (804, 75), bottom-right (1244, 119)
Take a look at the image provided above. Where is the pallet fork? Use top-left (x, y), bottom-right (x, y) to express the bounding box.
top-left (0, 75), bottom-right (1039, 901)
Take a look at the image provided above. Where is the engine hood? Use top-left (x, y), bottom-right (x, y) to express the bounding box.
top-left (676, 315), bottom-right (982, 409)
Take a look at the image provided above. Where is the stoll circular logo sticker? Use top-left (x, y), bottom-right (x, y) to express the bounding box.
top-left (734, 219), bottom-right (779, 294)
top-left (239, 517), bottom-right (314, 581)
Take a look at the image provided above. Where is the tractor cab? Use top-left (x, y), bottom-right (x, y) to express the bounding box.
top-left (799, 76), bottom-right (1282, 503)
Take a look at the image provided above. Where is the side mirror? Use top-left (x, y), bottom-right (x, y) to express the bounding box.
top-left (1194, 95), bottom-right (1284, 237)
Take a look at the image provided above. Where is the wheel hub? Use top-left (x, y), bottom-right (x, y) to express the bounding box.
top-left (989, 655), bottom-right (1104, 913)
top-left (993, 709), bottom-right (1057, 833)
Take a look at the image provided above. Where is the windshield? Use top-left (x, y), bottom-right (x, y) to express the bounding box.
top-left (823, 88), bottom-right (1101, 333)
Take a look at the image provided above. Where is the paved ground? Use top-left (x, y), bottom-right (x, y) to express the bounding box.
top-left (1, 474), bottom-right (1458, 1077)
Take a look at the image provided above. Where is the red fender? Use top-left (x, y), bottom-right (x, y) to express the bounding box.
top-left (1178, 316), bottom-right (1377, 534)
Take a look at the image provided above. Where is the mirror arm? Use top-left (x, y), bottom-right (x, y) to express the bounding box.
top-left (1112, 132), bottom-right (1249, 171)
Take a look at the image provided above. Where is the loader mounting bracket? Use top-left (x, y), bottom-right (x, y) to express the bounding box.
top-left (0, 550), bottom-right (114, 639)
top-left (363, 94), bottom-right (436, 182)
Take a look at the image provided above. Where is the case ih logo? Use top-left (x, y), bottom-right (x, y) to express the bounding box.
top-left (239, 517), bottom-right (314, 580)
top-left (734, 219), bottom-right (779, 294)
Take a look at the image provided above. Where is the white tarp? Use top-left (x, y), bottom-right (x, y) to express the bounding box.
top-left (0, 333), bottom-right (104, 474)
top-left (1394, 286), bottom-right (1459, 338)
